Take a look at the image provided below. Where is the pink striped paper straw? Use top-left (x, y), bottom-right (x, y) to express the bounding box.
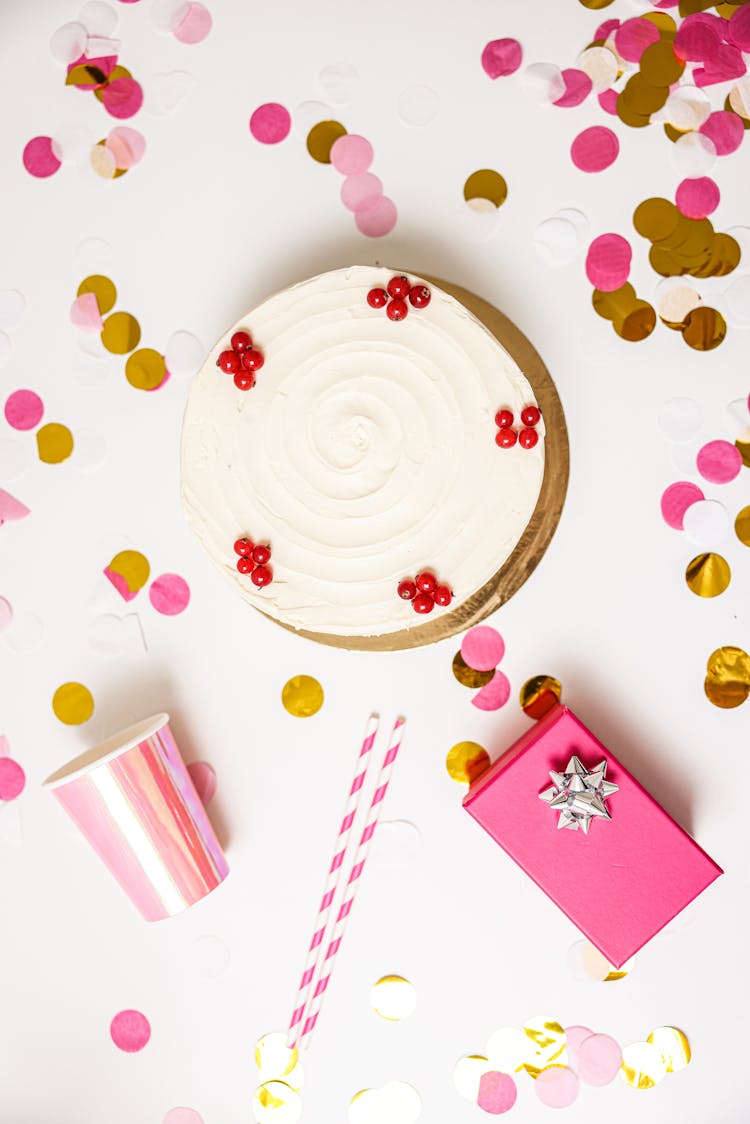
top-left (299, 716), bottom-right (406, 1049)
top-left (286, 713), bottom-right (380, 1048)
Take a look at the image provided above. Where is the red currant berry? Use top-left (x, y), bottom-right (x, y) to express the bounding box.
top-left (408, 285), bottom-right (431, 309)
top-left (433, 584), bottom-right (452, 607)
top-left (234, 369), bottom-right (256, 391)
top-left (367, 287), bottom-right (388, 309)
top-left (412, 592), bottom-right (434, 614)
top-left (495, 428), bottom-right (517, 448)
top-left (252, 544), bottom-right (271, 566)
top-left (398, 579), bottom-right (417, 601)
top-left (217, 350), bottom-right (240, 374)
top-left (521, 405), bottom-right (541, 427)
top-left (242, 348), bottom-right (265, 372)
top-left (387, 275), bottom-right (411, 300)
top-left (236, 556), bottom-right (254, 574)
top-left (231, 330), bottom-right (252, 352)
top-left (519, 427), bottom-right (539, 449)
top-left (251, 565), bottom-right (273, 588)
top-left (495, 409), bottom-right (514, 429)
top-left (386, 298), bottom-right (408, 322)
top-left (416, 570), bottom-right (437, 594)
top-left (234, 537), bottom-right (253, 557)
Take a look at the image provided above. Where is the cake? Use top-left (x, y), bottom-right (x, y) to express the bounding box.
top-left (180, 266), bottom-right (545, 639)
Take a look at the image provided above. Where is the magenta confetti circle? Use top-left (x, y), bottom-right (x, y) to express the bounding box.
top-left (553, 69), bottom-right (592, 108)
top-left (100, 77), bottom-right (144, 119)
top-left (696, 440), bottom-right (742, 484)
top-left (249, 102), bottom-right (291, 145)
top-left (110, 1009), bottom-right (151, 1052)
top-left (535, 1067), bottom-right (580, 1108)
top-left (22, 136), bottom-right (61, 178)
top-left (481, 38), bottom-right (522, 79)
top-left (173, 2), bottom-right (212, 44)
top-left (699, 111), bottom-right (744, 156)
top-left (676, 177), bottom-right (720, 220)
top-left (585, 233), bottom-right (632, 292)
top-left (472, 669), bottom-right (511, 711)
top-left (675, 16), bottom-right (723, 62)
top-left (4, 389), bottom-right (44, 431)
top-left (149, 573), bottom-right (191, 615)
top-left (598, 89), bottom-right (618, 115)
top-left (477, 1071), bottom-right (517, 1114)
top-left (461, 625), bottom-right (505, 671)
top-left (354, 195), bottom-right (397, 237)
top-left (661, 481), bottom-right (705, 530)
top-left (341, 172), bottom-right (383, 213)
top-left (729, 4), bottom-right (750, 51)
top-left (595, 18), bottom-right (620, 40)
top-left (576, 1033), bottom-right (622, 1087)
top-left (0, 757), bottom-right (26, 801)
top-left (615, 17), bottom-right (660, 62)
top-left (571, 126), bottom-right (619, 173)
top-left (330, 134), bottom-right (373, 176)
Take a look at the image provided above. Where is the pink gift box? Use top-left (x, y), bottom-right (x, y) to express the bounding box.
top-left (463, 704), bottom-right (722, 967)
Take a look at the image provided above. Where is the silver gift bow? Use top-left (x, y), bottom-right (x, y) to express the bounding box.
top-left (538, 755), bottom-right (619, 834)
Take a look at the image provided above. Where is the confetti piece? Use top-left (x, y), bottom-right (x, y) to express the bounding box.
top-left (564, 1026), bottom-right (593, 1068)
top-left (330, 134), bottom-right (373, 175)
top-left (71, 428), bottom-right (106, 472)
top-left (250, 102), bottom-right (291, 144)
top-left (580, 941), bottom-right (614, 981)
top-left (486, 1027), bottom-right (527, 1073)
top-left (152, 0), bottom-right (189, 31)
top-left (173, 2), bottom-right (212, 43)
top-left (163, 1111), bottom-right (204, 1124)
top-left (78, 274), bottom-right (116, 314)
top-left (522, 62), bottom-right (566, 104)
top-left (446, 741), bottom-right (490, 783)
top-left (70, 292), bottom-right (104, 332)
top-left (661, 482), bottom-right (705, 530)
top-left (705, 645), bottom-right (750, 708)
top-left (187, 761), bottom-right (216, 805)
top-left (686, 552), bottom-right (731, 597)
top-left (729, 4), bottom-right (750, 51)
top-left (586, 233), bottom-right (632, 292)
top-left (255, 1033), bottom-right (299, 1083)
top-left (50, 21), bottom-right (88, 63)
top-left (318, 63), bottom-right (359, 104)
top-left (647, 1027), bottom-right (691, 1073)
top-left (4, 390), bottom-right (43, 431)
top-left (619, 1041), bottom-right (667, 1089)
top-left (454, 1056), bottom-right (491, 1100)
top-left (0, 290), bottom-right (25, 330)
top-left (0, 596), bottom-right (13, 633)
top-left (110, 1009), bottom-right (151, 1053)
top-left (149, 573), bottom-right (191, 615)
top-left (683, 499), bottom-right (729, 546)
top-left (598, 88), bottom-right (618, 115)
top-left (164, 331), bottom-right (203, 378)
top-left (553, 68), bottom-right (592, 107)
top-left (697, 440), bottom-right (742, 484)
top-left (100, 77), bottom-right (144, 119)
top-left (725, 275), bottom-right (750, 327)
top-left (464, 169), bottom-right (507, 210)
top-left (519, 674), bottom-right (562, 719)
top-left (534, 1066), bottom-right (579, 1108)
top-left (576, 1033), bottom-right (622, 1086)
top-left (370, 975), bottom-right (416, 1021)
top-left (571, 126), bottom-right (619, 172)
top-left (87, 612), bottom-right (144, 656)
top-left (0, 758), bottom-right (26, 801)
top-left (576, 45), bottom-right (618, 92)
top-left (52, 681), bottom-right (94, 725)
top-left (461, 625), bottom-right (504, 671)
top-left (354, 195), bottom-right (397, 237)
top-left (615, 17), bottom-right (660, 62)
top-left (661, 85), bottom-right (711, 131)
top-left (657, 396), bottom-right (702, 442)
top-left (0, 439), bottom-right (30, 480)
top-left (397, 85), bottom-right (440, 126)
top-left (104, 550), bottom-right (151, 600)
top-left (281, 675), bottom-right (324, 718)
top-left (23, 136), bottom-right (62, 178)
top-left (340, 173), bottom-right (383, 212)
top-left (373, 819), bottom-right (421, 868)
top-left (472, 670), bottom-right (510, 711)
top-left (79, 1), bottom-right (119, 36)
top-left (533, 210), bottom-right (588, 266)
top-left (192, 933), bottom-right (230, 978)
top-left (481, 38), bottom-right (522, 79)
top-left (101, 311), bottom-right (140, 353)
top-left (125, 348), bottom-right (167, 391)
top-left (306, 119), bottom-right (347, 163)
top-left (522, 1016), bottom-right (567, 1077)
top-left (655, 282), bottom-right (702, 329)
top-left (671, 131), bottom-right (716, 178)
top-left (700, 110), bottom-right (744, 155)
top-left (0, 488), bottom-right (30, 524)
top-left (36, 423), bottom-right (74, 464)
top-left (452, 653), bottom-right (494, 688)
top-left (675, 176), bottom-right (720, 220)
top-left (254, 1081), bottom-right (302, 1123)
top-left (91, 142), bottom-right (117, 179)
top-left (477, 1071), bottom-right (517, 1114)
top-left (682, 306), bottom-right (726, 351)
top-left (736, 506), bottom-right (750, 547)
top-left (106, 126), bottom-right (146, 168)
top-left (50, 123), bottom-right (93, 165)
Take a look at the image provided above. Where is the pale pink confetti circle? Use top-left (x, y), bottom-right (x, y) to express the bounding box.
top-left (696, 440), bottom-right (742, 484)
top-left (105, 133), bottom-right (135, 170)
top-left (598, 89), bottom-right (618, 115)
top-left (110, 127), bottom-right (146, 163)
top-left (100, 77), bottom-right (144, 119)
top-left (553, 69), bottom-right (592, 108)
top-left (0, 595), bottom-right (13, 633)
top-left (535, 1066), bottom-right (580, 1108)
top-left (472, 669), bottom-right (511, 712)
top-left (728, 4), bottom-right (750, 51)
top-left (461, 625), bottom-right (505, 671)
top-left (477, 1071), bottom-right (517, 1114)
top-left (249, 103), bottom-right (291, 145)
top-left (149, 573), bottom-right (191, 615)
top-left (571, 126), bottom-right (619, 173)
top-left (615, 17), bottom-right (660, 62)
top-left (564, 1025), bottom-right (594, 1065)
top-left (70, 292), bottom-right (104, 333)
top-left (676, 176), bottom-right (720, 220)
top-left (576, 1033), bottom-right (622, 1086)
top-left (23, 136), bottom-right (61, 178)
top-left (699, 111), bottom-right (744, 156)
top-left (4, 390), bottom-right (44, 431)
top-left (330, 134), bottom-right (373, 176)
top-left (163, 1110), bottom-right (204, 1124)
top-left (661, 481), bottom-right (705, 530)
top-left (585, 233), bottom-right (631, 292)
top-left (341, 173), bottom-right (383, 213)
top-left (173, 2), bottom-right (212, 43)
top-left (0, 757), bottom-right (25, 801)
top-left (481, 38), bottom-right (522, 80)
top-left (355, 195), bottom-right (397, 237)
top-left (110, 1009), bottom-right (151, 1052)
top-left (188, 761), bottom-right (217, 805)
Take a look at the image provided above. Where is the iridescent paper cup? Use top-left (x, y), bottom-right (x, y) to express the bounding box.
top-left (43, 713), bottom-right (229, 921)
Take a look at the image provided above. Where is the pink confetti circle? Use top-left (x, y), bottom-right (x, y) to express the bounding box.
top-left (481, 38), bottom-right (522, 80)
top-left (70, 292), bottom-right (104, 332)
top-left (598, 89), bottom-right (618, 115)
top-left (564, 1025), bottom-right (594, 1066)
top-left (110, 1009), bottom-right (151, 1053)
top-left (699, 111), bottom-right (744, 156)
top-left (615, 18), bottom-right (660, 63)
top-left (472, 669), bottom-right (511, 712)
top-left (728, 4), bottom-right (750, 51)
top-left (4, 390), bottom-right (44, 431)
top-left (163, 1112), bottom-right (204, 1124)
top-left (576, 1033), bottom-right (622, 1087)
top-left (676, 177), bottom-right (720, 220)
top-left (553, 69), bottom-right (592, 108)
top-left (188, 761), bottom-right (217, 805)
top-left (330, 134), bottom-right (373, 175)
top-left (461, 625), bottom-right (505, 671)
top-left (149, 573), bottom-right (191, 615)
top-left (173, 2), bottom-right (212, 44)
top-left (696, 440), bottom-right (742, 484)
top-left (477, 1071), bottom-right (517, 1114)
top-left (585, 233), bottom-right (632, 292)
top-left (571, 126), bottom-right (619, 173)
top-left (249, 102), bottom-right (291, 145)
top-left (354, 195), bottom-right (397, 237)
top-left (594, 19), bottom-right (620, 41)
top-left (107, 126), bottom-right (146, 168)
top-left (100, 77), bottom-right (144, 119)
top-left (675, 15), bottom-right (723, 62)
top-left (535, 1066), bottom-right (580, 1108)
top-left (0, 757), bottom-right (25, 801)
top-left (661, 481), bottom-right (705, 529)
top-left (341, 173), bottom-right (383, 213)
top-left (22, 136), bottom-right (61, 178)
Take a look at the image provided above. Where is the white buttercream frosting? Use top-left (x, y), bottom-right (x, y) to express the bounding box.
top-left (180, 266), bottom-right (545, 636)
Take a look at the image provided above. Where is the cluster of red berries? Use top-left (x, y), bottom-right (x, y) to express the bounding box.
top-left (494, 404), bottom-right (541, 449)
top-left (217, 330), bottom-right (265, 392)
top-left (367, 275), bottom-right (431, 322)
top-left (397, 570), bottom-right (452, 614)
top-left (233, 536), bottom-right (273, 587)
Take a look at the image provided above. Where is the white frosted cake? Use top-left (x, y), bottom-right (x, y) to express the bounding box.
top-left (180, 266), bottom-right (545, 638)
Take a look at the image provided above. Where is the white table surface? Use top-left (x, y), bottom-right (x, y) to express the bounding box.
top-left (1, 1), bottom-right (748, 1122)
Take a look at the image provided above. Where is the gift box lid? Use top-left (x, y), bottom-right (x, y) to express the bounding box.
top-left (463, 704), bottom-right (723, 967)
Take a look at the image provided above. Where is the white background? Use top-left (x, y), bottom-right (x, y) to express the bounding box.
top-left (0, 1), bottom-right (748, 1122)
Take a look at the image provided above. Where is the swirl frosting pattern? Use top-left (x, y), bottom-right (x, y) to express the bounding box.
top-left (180, 267), bottom-right (545, 636)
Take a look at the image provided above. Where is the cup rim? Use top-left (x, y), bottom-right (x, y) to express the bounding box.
top-left (42, 712), bottom-right (170, 789)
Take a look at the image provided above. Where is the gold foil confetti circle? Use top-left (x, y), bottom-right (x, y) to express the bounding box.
top-left (522, 1016), bottom-right (567, 1078)
top-left (252, 1080), bottom-right (302, 1124)
top-left (578, 0), bottom-right (616, 7)
top-left (634, 198), bottom-right (680, 242)
top-left (682, 306), bottom-right (726, 351)
top-left (647, 1027), bottom-right (691, 1073)
top-left (77, 274), bottom-right (116, 314)
top-left (101, 311), bottom-right (141, 354)
top-left (592, 284), bottom-right (637, 322)
top-left (463, 169), bottom-right (508, 210)
top-left (685, 553), bottom-right (731, 597)
top-left (736, 440), bottom-right (750, 469)
top-left (281, 675), bottom-right (324, 717)
top-left (452, 652), bottom-right (494, 688)
top-left (37, 423), bottom-right (74, 464)
top-left (619, 1041), bottom-right (668, 1089)
top-left (306, 120), bottom-right (347, 163)
top-left (704, 646), bottom-right (750, 709)
top-left (603, 955), bottom-right (636, 982)
top-left (446, 741), bottom-right (490, 784)
top-left (52, 681), bottom-right (94, 725)
top-left (125, 348), bottom-right (167, 391)
top-left (453, 1055), bottom-right (491, 1099)
top-left (105, 550), bottom-right (150, 596)
top-left (255, 1033), bottom-right (299, 1083)
top-left (735, 506), bottom-right (750, 547)
top-left (91, 142), bottom-right (117, 179)
top-left (519, 675), bottom-right (562, 719)
top-left (615, 300), bottom-right (656, 341)
top-left (639, 41), bottom-right (684, 87)
top-left (370, 975), bottom-right (417, 1021)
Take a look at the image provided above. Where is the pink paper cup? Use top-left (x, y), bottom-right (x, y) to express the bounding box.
top-left (43, 713), bottom-right (229, 921)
